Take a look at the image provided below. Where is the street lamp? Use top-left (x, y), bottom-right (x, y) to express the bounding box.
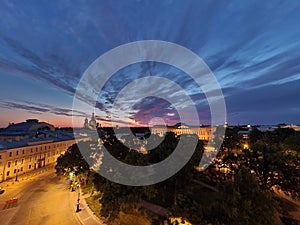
top-left (15, 161), bottom-right (21, 182)
top-left (76, 182), bottom-right (80, 212)
top-left (15, 171), bottom-right (18, 182)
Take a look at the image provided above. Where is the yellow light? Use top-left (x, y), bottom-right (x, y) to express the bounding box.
top-left (169, 217), bottom-right (193, 225)
top-left (243, 144), bottom-right (249, 149)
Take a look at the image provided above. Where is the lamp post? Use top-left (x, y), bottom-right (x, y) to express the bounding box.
top-left (76, 182), bottom-right (80, 212)
top-left (15, 162), bottom-right (21, 182)
top-left (15, 170), bottom-right (18, 182)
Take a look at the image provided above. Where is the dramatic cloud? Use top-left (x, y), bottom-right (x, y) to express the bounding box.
top-left (0, 0), bottom-right (300, 126)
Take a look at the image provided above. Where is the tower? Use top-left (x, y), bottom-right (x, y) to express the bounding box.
top-left (89, 112), bottom-right (97, 130)
top-left (83, 118), bottom-right (89, 129)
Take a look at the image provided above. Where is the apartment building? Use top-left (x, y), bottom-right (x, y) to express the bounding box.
top-left (0, 119), bottom-right (89, 182)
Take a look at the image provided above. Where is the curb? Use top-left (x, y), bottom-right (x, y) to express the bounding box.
top-left (70, 189), bottom-right (105, 225)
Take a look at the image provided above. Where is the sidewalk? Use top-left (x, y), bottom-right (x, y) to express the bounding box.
top-left (0, 164), bottom-right (55, 187)
top-left (70, 190), bottom-right (105, 225)
top-left (273, 188), bottom-right (300, 221)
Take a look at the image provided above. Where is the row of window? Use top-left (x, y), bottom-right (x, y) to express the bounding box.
top-left (6, 167), bottom-right (23, 177)
top-left (7, 151), bottom-right (62, 168)
top-left (7, 143), bottom-right (68, 157)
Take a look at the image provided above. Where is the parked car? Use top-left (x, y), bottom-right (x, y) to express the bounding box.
top-left (0, 187), bottom-right (5, 194)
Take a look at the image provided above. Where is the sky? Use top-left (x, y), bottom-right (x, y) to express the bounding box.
top-left (0, 0), bottom-right (300, 128)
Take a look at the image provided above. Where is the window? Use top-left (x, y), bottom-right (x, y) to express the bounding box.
top-left (22, 158), bottom-right (24, 164)
top-left (44, 146), bottom-right (47, 150)
top-left (20, 167), bottom-right (23, 172)
top-left (0, 155), bottom-right (1, 159)
top-left (15, 160), bottom-right (18, 166)
top-left (22, 149), bottom-right (25, 154)
top-left (36, 148), bottom-right (38, 152)
top-left (8, 161), bottom-right (11, 168)
top-left (29, 165), bottom-right (31, 169)
top-left (14, 169), bottom-right (16, 174)
top-left (29, 157), bottom-right (32, 162)
top-left (16, 150), bottom-right (19, 155)
top-left (9, 152), bottom-right (12, 157)
top-left (6, 171), bottom-right (10, 177)
top-left (31, 148), bottom-right (33, 153)
top-left (48, 146), bottom-right (51, 149)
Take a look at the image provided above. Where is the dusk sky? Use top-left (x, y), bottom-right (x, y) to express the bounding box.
top-left (1, 0), bottom-right (300, 128)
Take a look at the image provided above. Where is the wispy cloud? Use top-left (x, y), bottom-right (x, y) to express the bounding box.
top-left (0, 0), bottom-right (300, 125)
top-left (0, 99), bottom-right (87, 118)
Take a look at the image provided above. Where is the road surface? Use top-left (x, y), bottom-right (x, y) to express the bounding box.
top-left (0, 167), bottom-right (81, 225)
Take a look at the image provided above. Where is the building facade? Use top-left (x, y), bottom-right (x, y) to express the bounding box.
top-left (0, 119), bottom-right (89, 182)
top-left (151, 123), bottom-right (215, 141)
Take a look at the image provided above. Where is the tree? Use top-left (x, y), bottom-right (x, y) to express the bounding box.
top-left (55, 143), bottom-right (90, 177)
top-left (247, 131), bottom-right (300, 199)
top-left (210, 168), bottom-right (281, 225)
top-left (221, 127), bottom-right (242, 151)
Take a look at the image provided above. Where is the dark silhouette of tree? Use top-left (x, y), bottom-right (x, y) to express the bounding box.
top-left (55, 143), bottom-right (89, 177)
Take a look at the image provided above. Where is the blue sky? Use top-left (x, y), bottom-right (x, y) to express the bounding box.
top-left (0, 0), bottom-right (300, 127)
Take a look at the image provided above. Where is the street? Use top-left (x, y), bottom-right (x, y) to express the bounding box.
top-left (0, 167), bottom-right (81, 225)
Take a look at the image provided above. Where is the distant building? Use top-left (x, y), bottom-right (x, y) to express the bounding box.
top-left (151, 123), bottom-right (215, 141)
top-left (237, 130), bottom-right (250, 139)
top-left (0, 119), bottom-right (55, 142)
top-left (256, 125), bottom-right (277, 132)
top-left (0, 119), bottom-right (89, 182)
top-left (280, 124), bottom-right (300, 132)
top-left (83, 112), bottom-right (98, 130)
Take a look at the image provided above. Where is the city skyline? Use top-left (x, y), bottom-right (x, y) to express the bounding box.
top-left (1, 1), bottom-right (300, 128)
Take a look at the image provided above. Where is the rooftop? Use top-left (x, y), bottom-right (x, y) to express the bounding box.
top-left (4, 119), bottom-right (55, 132)
top-left (0, 130), bottom-right (76, 150)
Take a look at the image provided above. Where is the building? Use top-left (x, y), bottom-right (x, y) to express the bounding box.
top-left (280, 124), bottom-right (300, 132)
top-left (151, 123), bottom-right (215, 141)
top-left (83, 112), bottom-right (98, 130)
top-left (0, 119), bottom-right (89, 182)
top-left (237, 130), bottom-right (251, 140)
